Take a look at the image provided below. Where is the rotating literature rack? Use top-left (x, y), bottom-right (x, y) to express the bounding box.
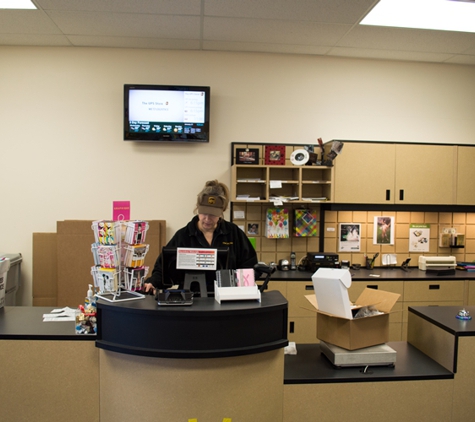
top-left (91, 220), bottom-right (150, 302)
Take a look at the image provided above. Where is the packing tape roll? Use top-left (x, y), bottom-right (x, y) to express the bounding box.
top-left (290, 149), bottom-right (309, 165)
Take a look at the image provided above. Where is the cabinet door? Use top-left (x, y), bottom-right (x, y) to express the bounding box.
top-left (286, 281), bottom-right (316, 317)
top-left (333, 142), bottom-right (396, 203)
top-left (402, 280), bottom-right (464, 323)
top-left (395, 144), bottom-right (455, 204)
top-left (467, 280), bottom-right (475, 305)
top-left (456, 146), bottom-right (475, 205)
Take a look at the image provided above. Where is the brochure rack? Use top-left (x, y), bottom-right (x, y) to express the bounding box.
top-left (91, 220), bottom-right (150, 302)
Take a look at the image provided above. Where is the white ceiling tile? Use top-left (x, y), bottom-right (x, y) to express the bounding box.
top-left (0, 0), bottom-right (473, 66)
top-left (203, 40), bottom-right (332, 55)
top-left (204, 0), bottom-right (377, 24)
top-left (36, 0), bottom-right (202, 15)
top-left (445, 54), bottom-right (475, 65)
top-left (328, 46), bottom-right (455, 63)
top-left (46, 11), bottom-right (201, 39)
top-left (0, 10), bottom-right (62, 34)
top-left (460, 45), bottom-right (475, 55)
top-left (204, 17), bottom-right (350, 45)
top-left (0, 33), bottom-right (71, 46)
top-left (338, 26), bottom-right (475, 54)
top-left (67, 35), bottom-right (201, 50)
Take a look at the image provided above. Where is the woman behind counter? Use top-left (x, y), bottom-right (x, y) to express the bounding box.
top-left (143, 180), bottom-right (258, 294)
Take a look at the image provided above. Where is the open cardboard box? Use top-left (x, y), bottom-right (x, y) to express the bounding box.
top-left (305, 268), bottom-right (400, 350)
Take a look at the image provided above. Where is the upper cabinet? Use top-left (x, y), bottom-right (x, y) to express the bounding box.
top-left (333, 141), bottom-right (456, 205)
top-left (231, 142), bottom-right (475, 207)
top-left (456, 146), bottom-right (475, 205)
top-left (333, 142), bottom-right (396, 204)
top-left (394, 144), bottom-right (455, 204)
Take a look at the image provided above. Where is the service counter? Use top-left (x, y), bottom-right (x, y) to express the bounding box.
top-left (0, 291), bottom-right (288, 422)
top-left (95, 290), bottom-right (288, 422)
top-left (283, 342), bottom-right (454, 422)
top-left (96, 290), bottom-right (288, 358)
top-left (408, 305), bottom-right (475, 421)
top-left (2, 298), bottom-right (475, 421)
top-left (0, 306), bottom-right (99, 422)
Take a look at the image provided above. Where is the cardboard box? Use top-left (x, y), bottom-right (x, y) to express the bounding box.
top-left (33, 220), bottom-right (166, 307)
top-left (306, 268), bottom-right (400, 350)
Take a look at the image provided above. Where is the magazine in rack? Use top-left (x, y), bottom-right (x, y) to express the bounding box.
top-left (91, 220), bottom-right (150, 302)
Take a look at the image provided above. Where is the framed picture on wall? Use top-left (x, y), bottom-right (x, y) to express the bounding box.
top-left (265, 145), bottom-right (286, 165)
top-left (373, 216), bottom-right (395, 245)
top-left (236, 148), bottom-right (259, 165)
top-left (339, 223), bottom-right (361, 252)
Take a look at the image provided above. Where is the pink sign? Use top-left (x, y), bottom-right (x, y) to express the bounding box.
top-left (113, 201), bottom-right (130, 221)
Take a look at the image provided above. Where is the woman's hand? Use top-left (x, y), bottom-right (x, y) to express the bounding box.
top-left (143, 283), bottom-right (156, 295)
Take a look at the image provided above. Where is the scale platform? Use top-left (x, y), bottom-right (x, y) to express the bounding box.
top-left (320, 341), bottom-right (397, 368)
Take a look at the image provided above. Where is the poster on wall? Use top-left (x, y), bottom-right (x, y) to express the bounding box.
top-left (409, 223), bottom-right (430, 252)
top-left (265, 208), bottom-right (289, 238)
top-left (339, 223), bottom-right (361, 252)
top-left (373, 216), bottom-right (395, 245)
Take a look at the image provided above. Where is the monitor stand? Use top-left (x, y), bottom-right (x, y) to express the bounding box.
top-left (183, 273), bottom-right (208, 297)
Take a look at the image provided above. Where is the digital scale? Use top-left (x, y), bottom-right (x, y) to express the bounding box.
top-left (320, 341), bottom-right (397, 368)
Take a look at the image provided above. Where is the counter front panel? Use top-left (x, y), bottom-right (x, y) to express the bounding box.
top-left (96, 290), bottom-right (288, 358)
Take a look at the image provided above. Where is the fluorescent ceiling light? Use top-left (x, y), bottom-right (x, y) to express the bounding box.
top-left (0, 0), bottom-right (37, 9)
top-left (361, 0), bottom-right (475, 33)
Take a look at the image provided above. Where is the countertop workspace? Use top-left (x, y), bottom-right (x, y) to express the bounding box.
top-left (269, 267), bottom-right (475, 282)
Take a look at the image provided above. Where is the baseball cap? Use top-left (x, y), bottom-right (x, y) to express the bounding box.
top-left (198, 194), bottom-right (224, 217)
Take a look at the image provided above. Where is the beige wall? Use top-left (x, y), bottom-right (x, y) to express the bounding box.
top-left (1, 46), bottom-right (475, 305)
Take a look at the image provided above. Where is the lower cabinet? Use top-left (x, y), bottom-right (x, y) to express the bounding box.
top-left (401, 279), bottom-right (465, 340)
top-left (286, 281), bottom-right (318, 343)
top-left (268, 278), bottom-right (467, 344)
top-left (466, 280), bottom-right (475, 305)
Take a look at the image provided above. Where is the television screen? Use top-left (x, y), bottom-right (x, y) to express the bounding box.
top-left (124, 84), bottom-right (210, 142)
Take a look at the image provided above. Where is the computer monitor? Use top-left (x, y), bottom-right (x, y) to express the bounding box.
top-left (161, 247), bottom-right (230, 296)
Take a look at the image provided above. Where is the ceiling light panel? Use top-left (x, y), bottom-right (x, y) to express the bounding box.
top-left (0, 0), bottom-right (36, 9)
top-left (361, 0), bottom-right (475, 33)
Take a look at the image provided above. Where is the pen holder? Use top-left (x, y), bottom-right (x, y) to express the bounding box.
top-left (366, 258), bottom-right (374, 270)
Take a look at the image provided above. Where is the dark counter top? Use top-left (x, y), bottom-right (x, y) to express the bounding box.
top-left (409, 306), bottom-right (475, 337)
top-left (0, 306), bottom-right (94, 341)
top-left (270, 267), bottom-right (474, 282)
top-left (96, 290), bottom-right (288, 358)
top-left (284, 342), bottom-right (454, 384)
top-left (96, 289), bottom-right (287, 316)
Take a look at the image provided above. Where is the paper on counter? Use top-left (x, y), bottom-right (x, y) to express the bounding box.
top-left (43, 307), bottom-right (77, 322)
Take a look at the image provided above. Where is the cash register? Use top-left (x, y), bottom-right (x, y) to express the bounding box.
top-left (305, 252), bottom-right (339, 272)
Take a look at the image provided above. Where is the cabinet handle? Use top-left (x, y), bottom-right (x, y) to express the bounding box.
top-left (429, 284), bottom-right (440, 290)
top-left (399, 189), bottom-right (404, 201)
top-left (289, 321), bottom-right (295, 333)
top-left (305, 285), bottom-right (314, 290)
top-left (367, 285), bottom-right (379, 290)
top-left (386, 190), bottom-right (391, 201)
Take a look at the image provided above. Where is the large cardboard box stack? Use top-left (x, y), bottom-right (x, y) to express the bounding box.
top-left (306, 268), bottom-right (400, 350)
top-left (33, 220), bottom-right (166, 307)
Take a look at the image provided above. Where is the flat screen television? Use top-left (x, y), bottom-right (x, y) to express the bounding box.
top-left (124, 84), bottom-right (210, 142)
top-left (161, 247), bottom-right (229, 296)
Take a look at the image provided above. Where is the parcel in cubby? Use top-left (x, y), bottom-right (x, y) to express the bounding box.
top-left (307, 268), bottom-right (400, 350)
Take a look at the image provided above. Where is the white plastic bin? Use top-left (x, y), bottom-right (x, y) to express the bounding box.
top-left (0, 253), bottom-right (22, 306)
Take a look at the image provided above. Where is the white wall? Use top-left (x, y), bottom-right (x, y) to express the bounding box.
top-left (1, 46), bottom-right (475, 305)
